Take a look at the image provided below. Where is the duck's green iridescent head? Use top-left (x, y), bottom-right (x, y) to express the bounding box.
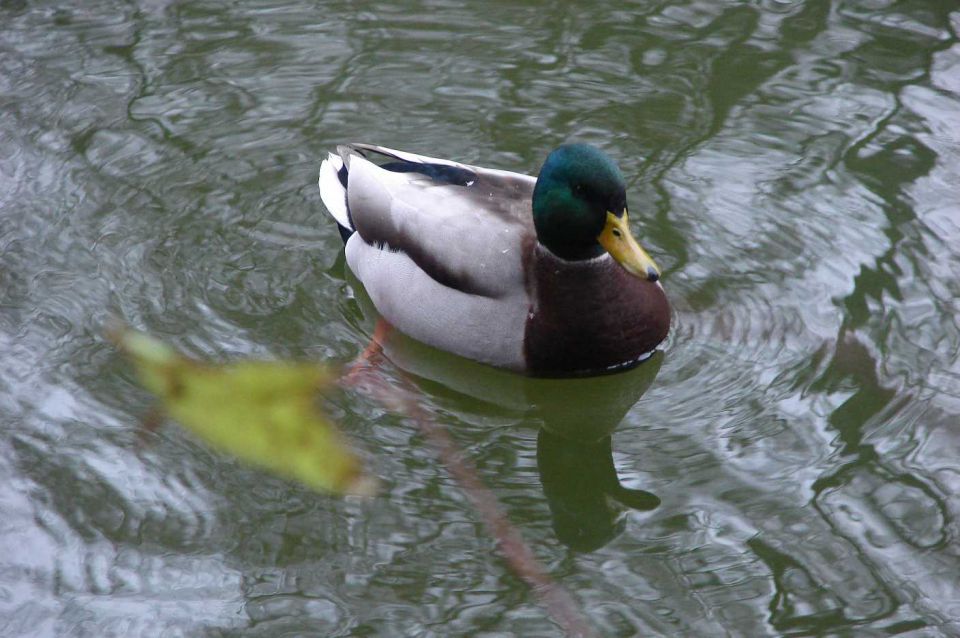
top-left (532, 144), bottom-right (660, 282)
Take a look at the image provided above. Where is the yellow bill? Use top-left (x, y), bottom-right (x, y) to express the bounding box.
top-left (597, 211), bottom-right (661, 282)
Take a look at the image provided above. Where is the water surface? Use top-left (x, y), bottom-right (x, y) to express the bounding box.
top-left (2, 0), bottom-right (960, 635)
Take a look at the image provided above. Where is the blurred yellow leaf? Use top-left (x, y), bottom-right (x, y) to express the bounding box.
top-left (114, 329), bottom-right (374, 496)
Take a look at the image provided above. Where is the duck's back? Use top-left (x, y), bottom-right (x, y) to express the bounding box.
top-left (320, 145), bottom-right (538, 371)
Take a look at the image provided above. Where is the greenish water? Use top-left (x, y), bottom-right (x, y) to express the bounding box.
top-left (2, 0), bottom-right (959, 635)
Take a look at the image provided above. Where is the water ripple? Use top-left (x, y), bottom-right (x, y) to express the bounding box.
top-left (2, 0), bottom-right (960, 635)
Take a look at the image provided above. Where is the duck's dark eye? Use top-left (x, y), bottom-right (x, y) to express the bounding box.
top-left (572, 183), bottom-right (584, 195)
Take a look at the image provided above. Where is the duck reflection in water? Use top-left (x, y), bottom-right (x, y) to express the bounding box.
top-left (530, 355), bottom-right (663, 551)
top-left (344, 275), bottom-right (664, 551)
top-left (537, 430), bottom-right (659, 551)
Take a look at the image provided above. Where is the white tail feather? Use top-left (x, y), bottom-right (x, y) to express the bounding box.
top-left (319, 153), bottom-right (351, 230)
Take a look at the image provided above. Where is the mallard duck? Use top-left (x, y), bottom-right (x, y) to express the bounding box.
top-left (319, 144), bottom-right (670, 377)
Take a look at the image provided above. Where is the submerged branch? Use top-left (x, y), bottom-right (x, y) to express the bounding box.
top-left (342, 326), bottom-right (596, 638)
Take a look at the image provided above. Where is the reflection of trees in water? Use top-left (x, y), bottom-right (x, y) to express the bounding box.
top-left (763, 59), bottom-right (959, 631)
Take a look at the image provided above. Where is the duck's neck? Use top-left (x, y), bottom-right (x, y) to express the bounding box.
top-left (535, 241), bottom-right (609, 265)
top-left (535, 234), bottom-right (605, 262)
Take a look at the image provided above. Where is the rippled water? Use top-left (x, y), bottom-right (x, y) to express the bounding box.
top-left (2, 0), bottom-right (959, 635)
